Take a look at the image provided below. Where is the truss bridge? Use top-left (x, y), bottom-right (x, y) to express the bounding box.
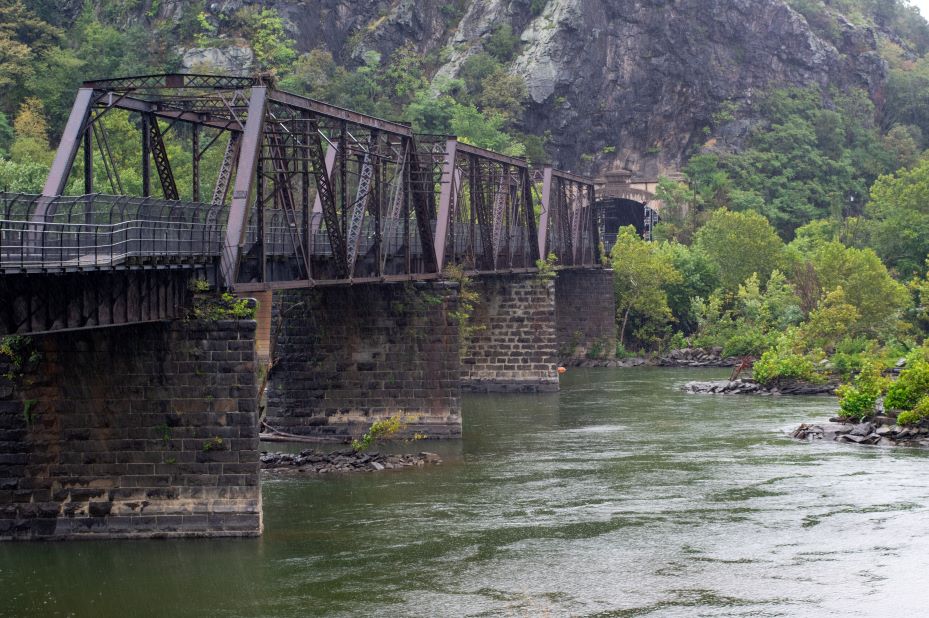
top-left (0, 73), bottom-right (601, 335)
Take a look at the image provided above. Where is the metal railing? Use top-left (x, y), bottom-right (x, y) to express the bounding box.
top-left (0, 218), bottom-right (223, 270)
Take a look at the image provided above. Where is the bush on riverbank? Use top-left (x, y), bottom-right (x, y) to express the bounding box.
top-left (752, 330), bottom-right (823, 386)
top-left (885, 359), bottom-right (929, 410)
top-left (836, 361), bottom-right (889, 420)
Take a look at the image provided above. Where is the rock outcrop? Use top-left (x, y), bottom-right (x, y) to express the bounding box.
top-left (657, 348), bottom-right (740, 368)
top-left (793, 418), bottom-right (929, 448)
top-left (683, 378), bottom-right (837, 396)
top-left (350, 0), bottom-right (887, 176)
top-left (261, 449), bottom-right (442, 474)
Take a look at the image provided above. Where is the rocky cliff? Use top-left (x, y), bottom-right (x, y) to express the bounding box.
top-left (90, 0), bottom-right (902, 176)
top-left (359, 0), bottom-right (887, 177)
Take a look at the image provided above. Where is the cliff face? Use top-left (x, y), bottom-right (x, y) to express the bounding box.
top-left (104, 0), bottom-right (891, 176)
top-left (395, 0), bottom-right (885, 177)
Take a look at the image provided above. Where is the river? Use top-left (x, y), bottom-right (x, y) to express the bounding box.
top-left (2, 367), bottom-right (928, 617)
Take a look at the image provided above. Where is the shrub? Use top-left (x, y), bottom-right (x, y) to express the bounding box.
top-left (190, 291), bottom-right (256, 320)
top-left (752, 330), bottom-right (820, 385)
top-left (884, 359), bottom-right (929, 410)
top-left (897, 397), bottom-right (929, 426)
top-left (615, 341), bottom-right (634, 359)
top-left (352, 417), bottom-right (404, 452)
top-left (723, 330), bottom-right (771, 358)
top-left (836, 361), bottom-right (889, 421)
top-left (830, 336), bottom-right (877, 380)
top-left (836, 385), bottom-right (877, 421)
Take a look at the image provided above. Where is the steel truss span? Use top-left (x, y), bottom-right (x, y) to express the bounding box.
top-left (3, 73), bottom-right (601, 296)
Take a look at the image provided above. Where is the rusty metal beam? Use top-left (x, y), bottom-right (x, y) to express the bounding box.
top-left (590, 184), bottom-right (602, 264)
top-left (96, 94), bottom-right (243, 132)
top-left (83, 73), bottom-right (259, 91)
top-left (267, 90), bottom-right (413, 137)
top-left (308, 121), bottom-right (348, 277)
top-left (434, 138), bottom-right (458, 271)
top-left (549, 168), bottom-right (594, 185)
top-left (408, 144), bottom-right (437, 273)
top-left (311, 142), bottom-right (337, 229)
top-left (38, 88), bottom-right (95, 220)
top-left (454, 141), bottom-right (528, 169)
top-left (538, 166), bottom-right (553, 259)
top-left (522, 168), bottom-right (540, 264)
top-left (220, 86), bottom-right (268, 289)
top-left (147, 115), bottom-right (180, 201)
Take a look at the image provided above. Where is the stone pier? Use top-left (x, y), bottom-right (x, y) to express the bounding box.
top-left (461, 274), bottom-right (560, 393)
top-left (555, 268), bottom-right (617, 361)
top-left (0, 320), bottom-right (260, 541)
top-left (266, 282), bottom-right (462, 440)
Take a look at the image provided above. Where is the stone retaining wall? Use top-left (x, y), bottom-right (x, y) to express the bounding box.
top-left (0, 320), bottom-right (260, 541)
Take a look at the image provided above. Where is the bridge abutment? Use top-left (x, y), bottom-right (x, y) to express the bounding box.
top-left (265, 282), bottom-right (462, 440)
top-left (461, 274), bottom-right (560, 393)
top-left (0, 320), bottom-right (260, 541)
top-left (555, 269), bottom-right (617, 361)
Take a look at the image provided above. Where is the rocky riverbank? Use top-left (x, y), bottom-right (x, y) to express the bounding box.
top-left (656, 348), bottom-right (740, 368)
top-left (566, 357), bottom-right (648, 368)
top-left (260, 449), bottom-right (442, 474)
top-left (564, 347), bottom-right (738, 368)
top-left (683, 378), bottom-right (837, 396)
top-left (792, 417), bottom-right (929, 448)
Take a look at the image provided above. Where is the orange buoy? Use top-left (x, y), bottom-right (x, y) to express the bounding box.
top-left (557, 366), bottom-right (567, 374)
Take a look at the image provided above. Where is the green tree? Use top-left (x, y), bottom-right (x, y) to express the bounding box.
top-left (459, 52), bottom-right (499, 98)
top-left (478, 68), bottom-right (527, 126)
top-left (483, 24), bottom-right (520, 62)
top-left (281, 49), bottom-right (350, 103)
top-left (610, 226), bottom-right (682, 346)
top-left (0, 0), bottom-right (63, 112)
top-left (867, 155), bottom-right (929, 277)
top-left (653, 177), bottom-right (693, 242)
top-left (808, 240), bottom-right (910, 335)
top-left (713, 87), bottom-right (894, 235)
top-left (797, 287), bottom-right (861, 353)
top-left (694, 209), bottom-right (785, 291)
top-left (9, 97), bottom-right (52, 165)
top-left (736, 270), bottom-right (803, 333)
top-left (656, 241), bottom-right (719, 333)
top-left (237, 7), bottom-right (296, 72)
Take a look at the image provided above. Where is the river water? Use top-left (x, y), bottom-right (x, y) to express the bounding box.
top-left (2, 367), bottom-right (929, 617)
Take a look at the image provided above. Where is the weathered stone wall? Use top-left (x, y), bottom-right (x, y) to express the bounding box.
top-left (555, 268), bottom-right (617, 361)
top-left (0, 320), bottom-right (260, 541)
top-left (461, 274), bottom-right (559, 393)
top-left (266, 282), bottom-right (461, 440)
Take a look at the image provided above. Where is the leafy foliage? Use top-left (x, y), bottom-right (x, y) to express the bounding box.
top-left (752, 329), bottom-right (822, 386)
top-left (896, 397), bottom-right (929, 426)
top-left (655, 242), bottom-right (719, 333)
top-left (867, 156), bottom-right (929, 278)
top-left (190, 291), bottom-right (256, 321)
top-left (884, 359), bottom-right (929, 410)
top-left (805, 241), bottom-right (909, 336)
top-left (836, 360), bottom-right (888, 421)
top-left (352, 417), bottom-right (404, 452)
top-left (694, 209), bottom-right (785, 291)
top-left (609, 226), bottom-right (682, 347)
